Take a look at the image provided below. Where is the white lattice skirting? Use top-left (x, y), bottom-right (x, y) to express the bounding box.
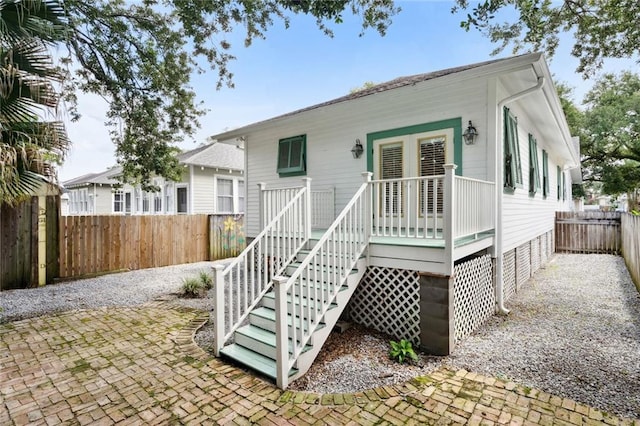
top-left (504, 230), bottom-right (554, 302)
top-left (453, 255), bottom-right (494, 343)
top-left (349, 266), bottom-right (421, 345)
top-left (503, 249), bottom-right (517, 302)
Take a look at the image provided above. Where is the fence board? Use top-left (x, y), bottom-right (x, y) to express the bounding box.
top-left (555, 211), bottom-right (621, 254)
top-left (621, 213), bottom-right (640, 290)
top-left (209, 214), bottom-right (245, 259)
top-left (57, 214), bottom-right (231, 279)
top-left (1, 196), bottom-right (59, 290)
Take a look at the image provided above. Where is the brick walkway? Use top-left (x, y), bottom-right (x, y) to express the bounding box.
top-left (0, 304), bottom-right (637, 425)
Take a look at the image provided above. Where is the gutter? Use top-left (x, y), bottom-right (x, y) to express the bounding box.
top-left (494, 70), bottom-right (545, 315)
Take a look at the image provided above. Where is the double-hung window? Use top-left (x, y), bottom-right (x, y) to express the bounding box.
top-left (277, 135), bottom-right (306, 177)
top-left (542, 150), bottom-right (549, 198)
top-left (216, 178), bottom-right (245, 214)
top-left (528, 134), bottom-right (541, 196)
top-left (503, 107), bottom-right (522, 191)
top-left (217, 178), bottom-right (234, 213)
top-left (113, 190), bottom-right (124, 213)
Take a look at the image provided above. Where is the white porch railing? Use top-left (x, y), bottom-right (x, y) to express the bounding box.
top-left (212, 178), bottom-right (311, 356)
top-left (454, 176), bottom-right (495, 240)
top-left (369, 166), bottom-right (495, 242)
top-left (273, 173), bottom-right (372, 389)
top-left (310, 186), bottom-right (335, 229)
top-left (370, 175), bottom-right (445, 239)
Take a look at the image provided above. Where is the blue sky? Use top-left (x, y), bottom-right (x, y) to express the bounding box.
top-left (59, 1), bottom-right (637, 181)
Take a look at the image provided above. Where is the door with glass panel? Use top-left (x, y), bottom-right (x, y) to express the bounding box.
top-left (372, 129), bottom-right (452, 237)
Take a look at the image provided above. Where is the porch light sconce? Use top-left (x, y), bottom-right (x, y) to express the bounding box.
top-left (463, 120), bottom-right (478, 145)
top-left (351, 139), bottom-right (364, 159)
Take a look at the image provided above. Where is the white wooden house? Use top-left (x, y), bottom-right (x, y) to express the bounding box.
top-left (63, 142), bottom-right (244, 215)
top-left (208, 53), bottom-right (580, 389)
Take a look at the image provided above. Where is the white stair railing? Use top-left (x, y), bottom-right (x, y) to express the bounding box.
top-left (274, 173), bottom-right (372, 389)
top-left (212, 178), bottom-right (311, 356)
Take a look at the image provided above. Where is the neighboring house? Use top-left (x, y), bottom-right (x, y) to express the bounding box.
top-left (207, 52), bottom-right (580, 389)
top-left (62, 142), bottom-right (244, 215)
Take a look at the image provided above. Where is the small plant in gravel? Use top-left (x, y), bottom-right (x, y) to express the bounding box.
top-left (181, 277), bottom-right (205, 298)
top-left (389, 339), bottom-right (418, 364)
top-left (199, 271), bottom-right (213, 290)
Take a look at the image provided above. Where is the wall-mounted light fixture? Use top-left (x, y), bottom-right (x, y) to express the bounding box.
top-left (463, 120), bottom-right (478, 145)
top-left (351, 139), bottom-right (364, 159)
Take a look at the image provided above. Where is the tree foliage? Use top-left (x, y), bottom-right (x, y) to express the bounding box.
top-left (0, 0), bottom-right (70, 205)
top-left (453, 0), bottom-right (640, 77)
top-left (54, 0), bottom-right (399, 190)
top-left (577, 72), bottom-right (640, 209)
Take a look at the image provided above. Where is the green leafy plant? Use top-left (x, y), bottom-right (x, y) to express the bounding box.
top-left (199, 271), bottom-right (213, 290)
top-left (389, 339), bottom-right (418, 364)
top-left (181, 277), bottom-right (205, 298)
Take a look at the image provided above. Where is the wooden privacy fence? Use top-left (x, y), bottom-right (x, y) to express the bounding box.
top-left (1, 196), bottom-right (59, 290)
top-left (555, 211), bottom-right (622, 254)
top-left (58, 214), bottom-right (245, 279)
top-left (621, 213), bottom-right (640, 289)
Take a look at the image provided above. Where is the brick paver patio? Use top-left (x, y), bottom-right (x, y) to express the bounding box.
top-left (0, 303), bottom-right (637, 425)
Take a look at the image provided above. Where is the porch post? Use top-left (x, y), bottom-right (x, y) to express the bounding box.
top-left (443, 164), bottom-right (457, 276)
top-left (212, 264), bottom-right (225, 356)
top-left (273, 275), bottom-right (289, 389)
top-left (258, 182), bottom-right (266, 228)
top-left (303, 178), bottom-right (312, 240)
top-left (362, 172), bottom-right (373, 244)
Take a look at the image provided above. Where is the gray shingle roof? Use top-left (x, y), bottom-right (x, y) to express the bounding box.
top-left (178, 141), bottom-right (243, 170)
top-left (63, 168), bottom-right (121, 188)
top-left (63, 142), bottom-right (243, 187)
top-left (211, 53), bottom-right (535, 140)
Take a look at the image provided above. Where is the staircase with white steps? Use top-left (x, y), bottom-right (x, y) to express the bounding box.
top-left (219, 242), bottom-right (367, 384)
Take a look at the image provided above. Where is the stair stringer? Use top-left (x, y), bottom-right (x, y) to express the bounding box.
top-left (287, 256), bottom-right (368, 383)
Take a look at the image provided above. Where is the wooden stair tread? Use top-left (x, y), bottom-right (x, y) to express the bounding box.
top-left (219, 344), bottom-right (297, 380)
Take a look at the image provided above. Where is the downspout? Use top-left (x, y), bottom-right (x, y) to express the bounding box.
top-left (495, 73), bottom-right (545, 315)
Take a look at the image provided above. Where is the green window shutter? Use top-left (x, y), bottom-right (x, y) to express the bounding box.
top-left (562, 171), bottom-right (566, 201)
top-left (542, 150), bottom-right (549, 198)
top-left (528, 134), bottom-right (540, 196)
top-left (557, 165), bottom-right (562, 201)
top-left (277, 135), bottom-right (306, 177)
top-left (503, 107), bottom-right (522, 191)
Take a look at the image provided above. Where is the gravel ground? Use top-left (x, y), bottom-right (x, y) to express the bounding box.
top-left (0, 261), bottom-right (221, 323)
top-left (1, 254), bottom-right (638, 419)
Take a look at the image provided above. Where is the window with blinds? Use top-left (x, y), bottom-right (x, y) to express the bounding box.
top-left (380, 143), bottom-right (403, 215)
top-left (420, 137), bottom-right (445, 214)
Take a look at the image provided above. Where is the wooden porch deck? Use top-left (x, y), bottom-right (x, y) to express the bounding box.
top-left (310, 229), bottom-right (494, 249)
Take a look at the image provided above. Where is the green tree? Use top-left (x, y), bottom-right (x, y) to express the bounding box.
top-left (453, 0), bottom-right (640, 77)
top-left (581, 72), bottom-right (640, 210)
top-left (0, 0), bottom-right (70, 205)
top-left (52, 0), bottom-right (399, 190)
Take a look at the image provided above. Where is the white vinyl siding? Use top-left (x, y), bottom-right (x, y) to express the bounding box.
top-left (501, 99), bottom-right (573, 252)
top-left (243, 77), bottom-right (489, 236)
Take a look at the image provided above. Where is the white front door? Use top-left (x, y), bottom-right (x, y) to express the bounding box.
top-left (372, 128), bottom-right (453, 232)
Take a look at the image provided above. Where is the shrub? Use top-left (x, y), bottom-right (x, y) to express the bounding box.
top-left (389, 339), bottom-right (418, 364)
top-left (182, 277), bottom-right (205, 298)
top-left (199, 271), bottom-right (213, 290)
